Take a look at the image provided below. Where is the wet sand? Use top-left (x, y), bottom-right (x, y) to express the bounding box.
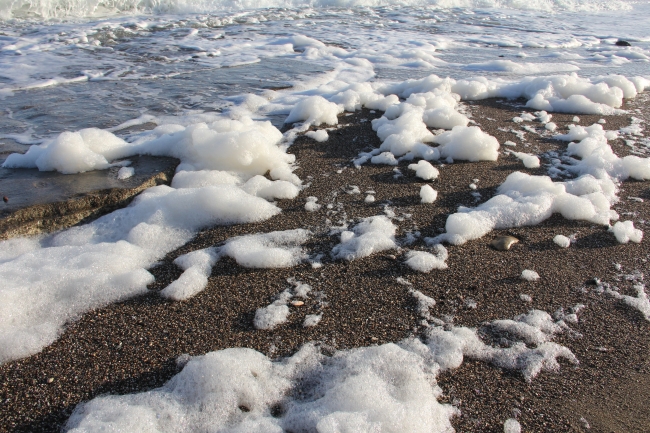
top-left (1, 96), bottom-right (649, 432)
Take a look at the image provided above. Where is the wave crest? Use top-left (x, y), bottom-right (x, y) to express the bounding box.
top-left (0, 0), bottom-right (635, 20)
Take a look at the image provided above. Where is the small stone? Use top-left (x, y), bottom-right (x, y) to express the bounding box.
top-left (47, 377), bottom-right (54, 383)
top-left (2, 196), bottom-right (7, 203)
top-left (291, 300), bottom-right (304, 307)
top-left (615, 39), bottom-right (631, 46)
top-left (490, 236), bottom-right (519, 251)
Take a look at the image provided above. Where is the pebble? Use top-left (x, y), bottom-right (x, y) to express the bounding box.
top-left (2, 196), bottom-right (7, 203)
top-left (291, 300), bottom-right (304, 307)
top-left (490, 236), bottom-right (519, 251)
top-left (47, 377), bottom-right (54, 384)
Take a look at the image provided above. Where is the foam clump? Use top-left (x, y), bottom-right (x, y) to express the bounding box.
top-left (521, 270), bottom-right (540, 281)
top-left (420, 185), bottom-right (438, 203)
top-left (555, 123), bottom-right (650, 181)
top-left (0, 184), bottom-right (281, 364)
top-left (138, 117), bottom-right (298, 184)
top-left (172, 170), bottom-right (298, 201)
top-left (305, 129), bottom-right (329, 142)
top-left (66, 342), bottom-right (459, 433)
top-left (161, 248), bottom-right (219, 301)
top-left (408, 160), bottom-right (439, 180)
top-left (241, 175), bottom-right (301, 200)
top-left (433, 126), bottom-right (500, 162)
top-left (410, 289), bottom-right (436, 320)
top-left (613, 284), bottom-right (650, 321)
top-left (65, 307), bottom-right (577, 431)
top-left (305, 196), bottom-right (321, 212)
top-left (435, 171), bottom-right (618, 245)
top-left (510, 151), bottom-right (540, 168)
top-left (220, 229), bottom-right (311, 268)
top-left (610, 221), bottom-right (643, 244)
top-left (285, 95), bottom-right (343, 126)
top-left (254, 302), bottom-right (290, 330)
top-left (3, 128), bottom-right (134, 174)
top-left (424, 309), bottom-right (578, 380)
top-left (504, 418), bottom-right (522, 433)
top-left (332, 215), bottom-right (397, 260)
top-left (117, 166), bottom-right (135, 179)
top-left (371, 151), bottom-right (399, 165)
top-left (422, 105), bottom-right (469, 129)
top-left (553, 235), bottom-right (571, 248)
top-left (5, 117), bottom-right (299, 185)
top-left (405, 245), bottom-right (448, 273)
top-left (171, 170), bottom-right (241, 189)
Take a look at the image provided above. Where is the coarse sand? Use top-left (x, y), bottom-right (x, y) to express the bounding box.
top-left (1, 96), bottom-right (650, 432)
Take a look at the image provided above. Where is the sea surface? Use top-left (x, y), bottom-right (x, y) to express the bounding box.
top-left (1, 0), bottom-right (649, 142)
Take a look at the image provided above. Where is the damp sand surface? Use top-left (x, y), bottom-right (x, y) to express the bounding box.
top-left (1, 98), bottom-right (650, 433)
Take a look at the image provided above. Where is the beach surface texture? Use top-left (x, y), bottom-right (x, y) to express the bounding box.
top-left (1, 0), bottom-right (650, 432)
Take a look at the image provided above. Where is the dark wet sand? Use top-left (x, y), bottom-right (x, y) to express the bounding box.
top-left (1, 95), bottom-right (649, 432)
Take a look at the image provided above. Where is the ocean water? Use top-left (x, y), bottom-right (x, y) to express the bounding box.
top-left (1, 0), bottom-right (650, 431)
top-left (1, 0), bottom-right (649, 139)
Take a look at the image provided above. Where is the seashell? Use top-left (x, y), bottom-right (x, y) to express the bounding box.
top-left (490, 236), bottom-right (519, 251)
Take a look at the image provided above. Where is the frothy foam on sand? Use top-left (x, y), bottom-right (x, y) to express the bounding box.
top-left (0, 1), bottom-right (649, 429)
top-left (66, 307), bottom-right (579, 432)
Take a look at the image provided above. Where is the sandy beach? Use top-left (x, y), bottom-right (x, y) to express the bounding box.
top-left (1, 94), bottom-right (649, 432)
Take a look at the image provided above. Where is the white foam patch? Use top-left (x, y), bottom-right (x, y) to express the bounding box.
top-left (220, 229), bottom-right (311, 268)
top-left (420, 185), bottom-right (438, 204)
top-left (171, 170), bottom-right (242, 189)
top-left (0, 184), bottom-right (280, 363)
top-left (408, 160), bottom-right (439, 180)
top-left (504, 418), bottom-right (522, 433)
top-left (305, 196), bottom-right (322, 212)
top-left (332, 215), bottom-right (397, 261)
top-left (615, 284), bottom-right (650, 321)
top-left (466, 60), bottom-right (580, 74)
top-left (405, 245), bottom-right (449, 273)
top-left (4, 117), bottom-right (299, 184)
top-left (434, 170), bottom-right (619, 245)
top-left (241, 175), bottom-right (301, 200)
top-left (254, 302), bottom-right (290, 330)
top-left (433, 126), bottom-right (500, 162)
top-left (410, 289), bottom-right (436, 320)
top-left (424, 310), bottom-right (578, 381)
top-left (555, 124), bottom-right (650, 181)
top-left (285, 95), bottom-right (343, 127)
top-left (117, 166), bottom-right (135, 179)
top-left (66, 305), bottom-right (576, 431)
top-left (610, 220), bottom-right (643, 244)
top-left (2, 128), bottom-right (134, 174)
top-left (66, 341), bottom-right (459, 433)
top-left (161, 248), bottom-right (219, 301)
top-left (510, 151), bottom-right (540, 169)
top-left (371, 151), bottom-right (399, 166)
top-left (305, 129), bottom-right (329, 142)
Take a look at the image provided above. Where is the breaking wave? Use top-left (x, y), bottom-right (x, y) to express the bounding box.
top-left (0, 0), bottom-right (636, 20)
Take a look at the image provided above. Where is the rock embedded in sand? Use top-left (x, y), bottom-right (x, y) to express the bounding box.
top-left (490, 235), bottom-right (519, 251)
